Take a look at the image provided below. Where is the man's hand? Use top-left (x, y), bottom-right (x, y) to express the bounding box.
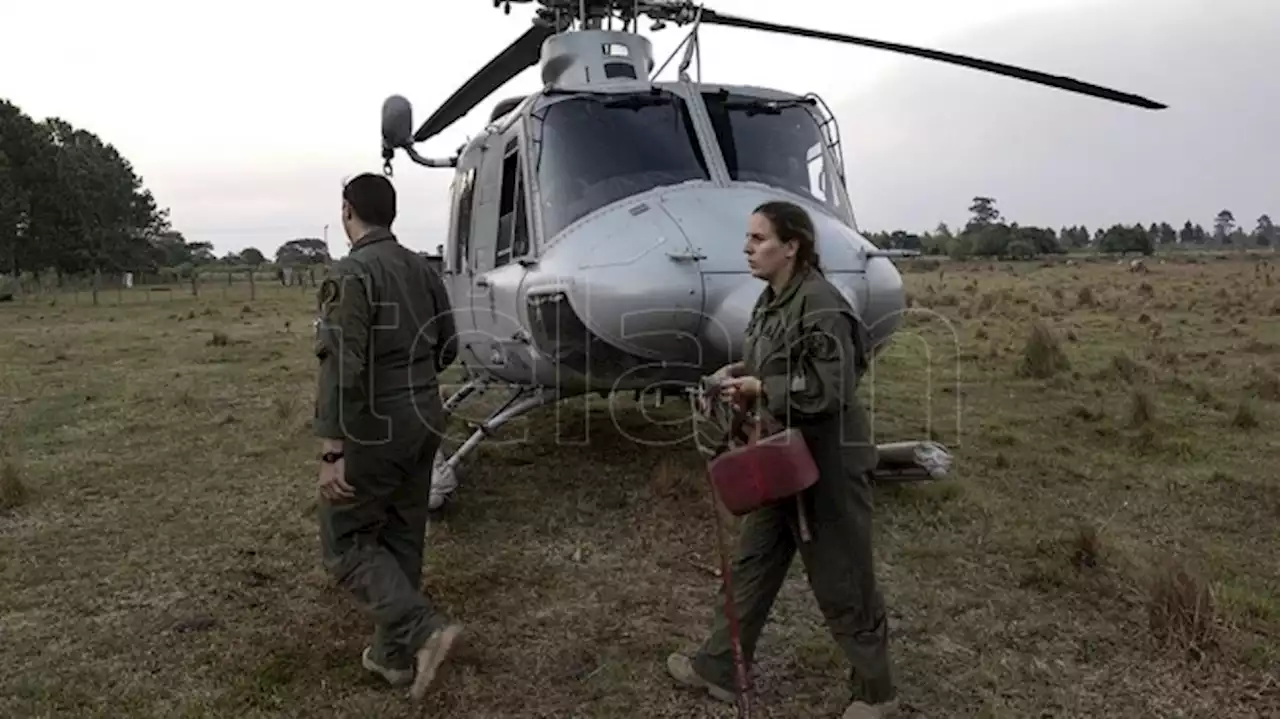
top-left (318, 457), bottom-right (354, 502)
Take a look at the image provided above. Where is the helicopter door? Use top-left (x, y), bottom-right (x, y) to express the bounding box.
top-left (468, 134), bottom-right (532, 376)
top-left (444, 164), bottom-right (487, 369)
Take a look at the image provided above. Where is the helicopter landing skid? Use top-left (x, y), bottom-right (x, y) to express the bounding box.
top-left (429, 381), bottom-right (565, 511)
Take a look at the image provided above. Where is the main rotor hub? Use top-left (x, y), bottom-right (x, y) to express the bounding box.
top-left (511, 0), bottom-right (702, 29)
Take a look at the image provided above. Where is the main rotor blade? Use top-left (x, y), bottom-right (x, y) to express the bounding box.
top-left (412, 23), bottom-right (558, 144)
top-left (697, 10), bottom-right (1166, 110)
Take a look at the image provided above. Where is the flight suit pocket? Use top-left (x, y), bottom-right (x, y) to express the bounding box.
top-left (755, 316), bottom-right (802, 378)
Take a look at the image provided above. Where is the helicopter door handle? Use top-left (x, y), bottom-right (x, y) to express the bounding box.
top-left (475, 276), bottom-right (491, 288)
top-left (667, 250), bottom-right (706, 262)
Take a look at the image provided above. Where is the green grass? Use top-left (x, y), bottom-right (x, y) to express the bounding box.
top-left (1, 255), bottom-right (1278, 717)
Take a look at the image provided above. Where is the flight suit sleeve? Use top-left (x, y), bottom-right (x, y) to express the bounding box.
top-left (425, 263), bottom-right (458, 372)
top-left (312, 260), bottom-right (372, 439)
top-left (759, 292), bottom-right (864, 425)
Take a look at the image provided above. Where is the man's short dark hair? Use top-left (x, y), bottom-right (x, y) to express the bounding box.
top-left (343, 173), bottom-right (397, 227)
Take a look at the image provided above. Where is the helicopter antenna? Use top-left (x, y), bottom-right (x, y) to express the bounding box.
top-left (651, 28), bottom-right (690, 79)
top-left (675, 4), bottom-right (703, 82)
top-left (652, 8), bottom-right (702, 81)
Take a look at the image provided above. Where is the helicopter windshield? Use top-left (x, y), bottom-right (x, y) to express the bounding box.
top-left (701, 92), bottom-right (843, 214)
top-left (533, 91), bottom-right (711, 238)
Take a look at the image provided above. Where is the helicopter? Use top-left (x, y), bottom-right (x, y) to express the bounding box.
top-left (377, 0), bottom-right (1166, 511)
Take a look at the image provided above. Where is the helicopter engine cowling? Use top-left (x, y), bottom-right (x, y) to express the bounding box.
top-left (539, 30), bottom-right (655, 87)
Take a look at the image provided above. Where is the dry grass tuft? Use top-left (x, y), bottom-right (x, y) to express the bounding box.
top-left (1231, 400), bottom-right (1260, 429)
top-left (1128, 389), bottom-right (1155, 427)
top-left (1105, 351), bottom-right (1151, 384)
top-left (648, 456), bottom-right (705, 505)
top-left (0, 460), bottom-right (28, 512)
top-left (1147, 558), bottom-right (1218, 659)
top-left (1017, 320), bottom-right (1070, 379)
top-left (1070, 524), bottom-right (1106, 569)
top-left (273, 395), bottom-right (300, 423)
top-left (1076, 285), bottom-right (1096, 307)
top-left (1244, 366), bottom-right (1280, 401)
top-left (1187, 381), bottom-right (1216, 407)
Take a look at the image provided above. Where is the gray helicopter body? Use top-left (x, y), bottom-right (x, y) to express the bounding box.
top-left (377, 1), bottom-right (1165, 509)
top-left (442, 76), bottom-right (905, 396)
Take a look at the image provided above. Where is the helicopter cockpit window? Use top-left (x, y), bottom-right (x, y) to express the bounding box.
top-left (532, 91), bottom-right (711, 239)
top-left (701, 92), bottom-right (843, 214)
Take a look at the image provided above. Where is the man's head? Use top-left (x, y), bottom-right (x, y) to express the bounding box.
top-left (341, 173), bottom-right (397, 243)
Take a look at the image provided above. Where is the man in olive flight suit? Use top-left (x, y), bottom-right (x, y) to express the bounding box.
top-left (673, 260), bottom-right (897, 717)
top-left (313, 172), bottom-right (462, 701)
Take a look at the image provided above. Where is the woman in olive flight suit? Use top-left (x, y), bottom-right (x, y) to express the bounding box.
top-left (667, 200), bottom-right (899, 719)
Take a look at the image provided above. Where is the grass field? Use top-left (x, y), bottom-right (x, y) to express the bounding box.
top-left (2, 255), bottom-right (1278, 718)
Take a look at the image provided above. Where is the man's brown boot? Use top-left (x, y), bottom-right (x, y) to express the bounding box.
top-left (409, 622), bottom-right (465, 701)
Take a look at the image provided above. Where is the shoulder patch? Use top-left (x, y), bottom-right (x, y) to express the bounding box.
top-left (317, 277), bottom-right (341, 313)
top-left (803, 329), bottom-right (841, 359)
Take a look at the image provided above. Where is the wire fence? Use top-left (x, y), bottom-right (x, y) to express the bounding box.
top-left (0, 266), bottom-right (327, 307)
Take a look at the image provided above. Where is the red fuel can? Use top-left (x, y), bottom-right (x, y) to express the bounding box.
top-left (707, 424), bottom-right (819, 516)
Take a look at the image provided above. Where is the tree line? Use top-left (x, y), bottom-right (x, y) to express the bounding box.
top-left (864, 197), bottom-right (1278, 259)
top-left (1, 97), bottom-right (336, 287)
top-left (6, 90), bottom-right (1272, 286)
top-left (0, 98), bottom-right (173, 280)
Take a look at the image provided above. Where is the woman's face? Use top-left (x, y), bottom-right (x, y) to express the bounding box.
top-left (744, 212), bottom-right (796, 282)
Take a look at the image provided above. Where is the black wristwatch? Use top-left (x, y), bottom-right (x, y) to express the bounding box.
top-left (320, 451), bottom-right (345, 464)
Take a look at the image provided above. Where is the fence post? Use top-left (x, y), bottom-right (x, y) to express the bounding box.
top-left (92, 268), bottom-right (101, 306)
top-left (191, 272), bottom-right (198, 297)
top-left (249, 268), bottom-right (257, 301)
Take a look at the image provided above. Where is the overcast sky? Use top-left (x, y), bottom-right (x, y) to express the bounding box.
top-left (1, 0), bottom-right (1271, 257)
top-left (841, 0), bottom-right (1277, 236)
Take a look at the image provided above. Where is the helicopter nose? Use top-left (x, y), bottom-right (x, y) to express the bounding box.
top-left (525, 183), bottom-right (900, 387)
top-left (639, 184), bottom-right (898, 363)
top-left (542, 199), bottom-right (708, 371)
top-left (699, 277), bottom-right (762, 362)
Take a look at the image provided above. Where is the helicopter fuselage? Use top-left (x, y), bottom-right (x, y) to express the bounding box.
top-left (434, 76), bottom-right (906, 396)
top-left (372, 1), bottom-right (1161, 507)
